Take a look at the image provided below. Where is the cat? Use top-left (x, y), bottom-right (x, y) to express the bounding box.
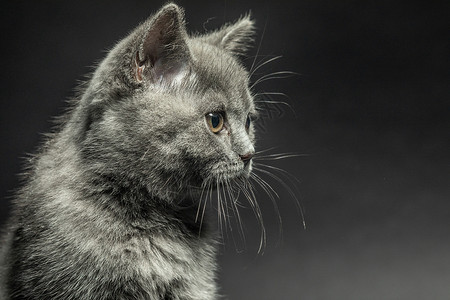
top-left (0, 3), bottom-right (259, 300)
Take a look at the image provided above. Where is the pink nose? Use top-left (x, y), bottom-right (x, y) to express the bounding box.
top-left (240, 153), bottom-right (253, 166)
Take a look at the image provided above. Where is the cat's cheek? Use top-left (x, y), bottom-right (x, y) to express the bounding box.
top-left (216, 129), bottom-right (232, 148)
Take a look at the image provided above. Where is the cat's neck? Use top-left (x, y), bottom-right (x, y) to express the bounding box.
top-left (81, 167), bottom-right (211, 238)
top-left (31, 134), bottom-right (212, 240)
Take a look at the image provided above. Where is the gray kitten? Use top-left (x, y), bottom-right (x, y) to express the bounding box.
top-left (0, 3), bottom-right (258, 300)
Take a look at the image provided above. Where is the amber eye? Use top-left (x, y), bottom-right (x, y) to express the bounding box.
top-left (206, 112), bottom-right (224, 133)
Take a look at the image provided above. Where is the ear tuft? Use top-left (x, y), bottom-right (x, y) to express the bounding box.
top-left (202, 14), bottom-right (256, 56)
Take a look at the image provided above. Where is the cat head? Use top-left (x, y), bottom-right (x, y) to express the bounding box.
top-left (75, 4), bottom-right (257, 201)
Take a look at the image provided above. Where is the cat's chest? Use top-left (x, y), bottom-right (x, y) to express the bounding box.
top-left (105, 233), bottom-right (217, 298)
top-left (118, 234), bottom-right (197, 280)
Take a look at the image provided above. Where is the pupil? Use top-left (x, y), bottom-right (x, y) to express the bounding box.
top-left (211, 115), bottom-right (220, 128)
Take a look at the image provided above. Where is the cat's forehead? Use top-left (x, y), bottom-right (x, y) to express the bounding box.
top-left (197, 86), bottom-right (253, 117)
top-left (187, 42), bottom-right (254, 114)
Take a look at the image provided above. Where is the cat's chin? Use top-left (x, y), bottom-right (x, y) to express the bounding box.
top-left (205, 168), bottom-right (252, 188)
top-left (206, 161), bottom-right (252, 181)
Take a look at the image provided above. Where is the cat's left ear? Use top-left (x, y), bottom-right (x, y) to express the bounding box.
top-left (201, 14), bottom-right (255, 56)
top-left (134, 4), bottom-right (190, 83)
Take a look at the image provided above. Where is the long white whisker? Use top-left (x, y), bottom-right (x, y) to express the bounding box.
top-left (249, 55), bottom-right (282, 78)
top-left (220, 178), bottom-right (232, 237)
top-left (251, 172), bottom-right (279, 199)
top-left (255, 91), bottom-right (289, 98)
top-left (251, 172), bottom-right (283, 244)
top-left (250, 71), bottom-right (298, 89)
top-left (241, 177), bottom-right (266, 254)
top-left (216, 177), bottom-right (224, 240)
top-left (235, 178), bottom-right (263, 251)
top-left (255, 147), bottom-right (278, 155)
top-left (254, 163), bottom-right (302, 184)
top-left (249, 18), bottom-right (268, 74)
top-left (253, 165), bottom-right (306, 229)
top-left (254, 153), bottom-right (311, 161)
top-left (225, 178), bottom-right (246, 252)
top-left (196, 178), bottom-right (209, 223)
top-left (197, 177), bottom-right (211, 237)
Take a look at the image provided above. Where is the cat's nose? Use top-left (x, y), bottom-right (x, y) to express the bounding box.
top-left (240, 152), bottom-right (254, 166)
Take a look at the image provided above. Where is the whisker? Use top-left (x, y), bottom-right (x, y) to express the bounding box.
top-left (195, 178), bottom-right (208, 223)
top-left (255, 101), bottom-right (295, 115)
top-left (216, 177), bottom-right (225, 240)
top-left (240, 177), bottom-right (266, 254)
top-left (253, 165), bottom-right (306, 229)
top-left (205, 179), bottom-right (213, 227)
top-left (249, 55), bottom-right (282, 78)
top-left (251, 172), bottom-right (279, 199)
top-left (254, 163), bottom-right (302, 185)
top-left (250, 71), bottom-right (298, 89)
top-left (220, 178), bottom-right (233, 237)
top-left (197, 177), bottom-right (212, 237)
top-left (254, 153), bottom-right (311, 161)
top-left (255, 147), bottom-right (279, 155)
top-left (255, 91), bottom-right (289, 98)
top-left (254, 91), bottom-right (294, 109)
top-left (249, 18), bottom-right (268, 74)
top-left (250, 172), bottom-right (283, 245)
top-left (225, 178), bottom-right (246, 252)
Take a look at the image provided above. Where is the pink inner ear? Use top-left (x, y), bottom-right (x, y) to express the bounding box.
top-left (142, 11), bottom-right (178, 67)
top-left (136, 65), bottom-right (145, 82)
top-left (153, 60), bottom-right (187, 85)
top-left (135, 52), bottom-right (146, 82)
top-left (134, 53), bottom-right (187, 85)
top-left (134, 6), bottom-right (190, 84)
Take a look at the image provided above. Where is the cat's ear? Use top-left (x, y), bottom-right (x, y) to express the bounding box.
top-left (202, 14), bottom-right (255, 56)
top-left (134, 4), bottom-right (190, 83)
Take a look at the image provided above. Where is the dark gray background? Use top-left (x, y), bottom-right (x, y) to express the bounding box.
top-left (1, 1), bottom-right (449, 299)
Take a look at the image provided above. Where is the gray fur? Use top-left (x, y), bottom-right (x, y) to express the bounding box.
top-left (0, 3), bottom-right (256, 300)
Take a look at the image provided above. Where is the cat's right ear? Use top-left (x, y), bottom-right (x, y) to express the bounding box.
top-left (202, 14), bottom-right (255, 56)
top-left (134, 4), bottom-right (190, 83)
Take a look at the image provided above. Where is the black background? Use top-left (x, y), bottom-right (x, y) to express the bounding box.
top-left (1, 1), bottom-right (449, 299)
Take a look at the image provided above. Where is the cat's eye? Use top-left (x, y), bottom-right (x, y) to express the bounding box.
top-left (206, 112), bottom-right (224, 133)
top-left (245, 115), bottom-right (251, 131)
